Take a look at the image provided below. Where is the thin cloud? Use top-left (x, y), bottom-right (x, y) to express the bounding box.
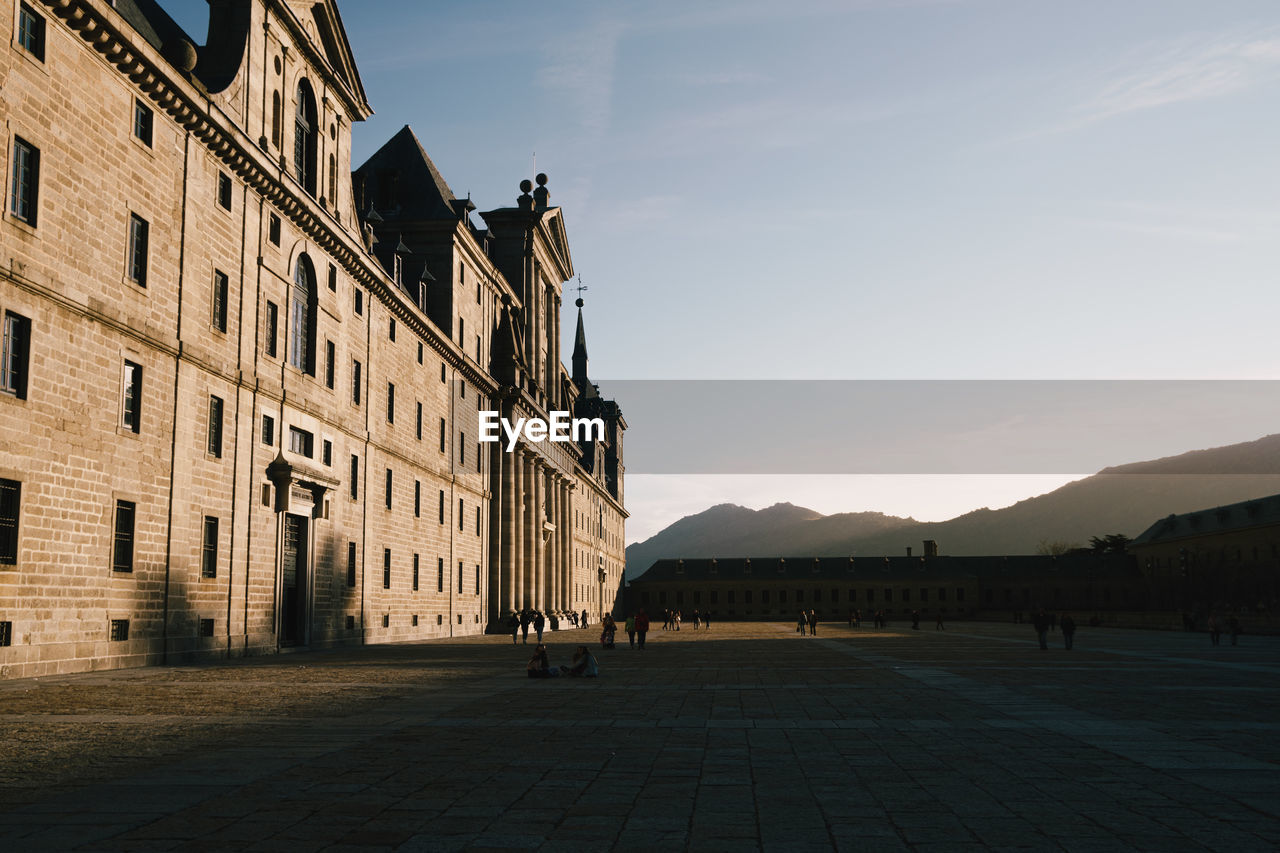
top-left (1018, 31), bottom-right (1280, 141)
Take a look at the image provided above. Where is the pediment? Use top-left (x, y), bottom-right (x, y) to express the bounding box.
top-left (282, 0), bottom-right (371, 117)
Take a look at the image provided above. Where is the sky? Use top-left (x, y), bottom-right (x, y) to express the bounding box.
top-left (160, 1), bottom-right (1280, 543)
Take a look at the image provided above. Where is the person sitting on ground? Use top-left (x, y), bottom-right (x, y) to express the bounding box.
top-left (563, 645), bottom-right (600, 677)
top-left (526, 643), bottom-right (552, 678)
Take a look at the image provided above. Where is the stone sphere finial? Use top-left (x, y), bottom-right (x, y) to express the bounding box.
top-left (536, 173), bottom-right (548, 186)
top-left (519, 179), bottom-right (533, 194)
top-left (575, 298), bottom-right (584, 308)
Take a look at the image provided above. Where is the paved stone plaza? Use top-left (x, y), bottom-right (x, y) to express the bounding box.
top-left (1, 621), bottom-right (1278, 852)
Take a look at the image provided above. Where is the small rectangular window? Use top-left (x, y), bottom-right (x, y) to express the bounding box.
top-left (383, 548), bottom-right (391, 589)
top-left (0, 478), bottom-right (20, 565)
top-left (9, 137), bottom-right (39, 226)
top-left (475, 506), bottom-right (481, 536)
top-left (416, 402), bottom-right (423, 441)
top-left (207, 395), bottom-right (223, 457)
top-left (437, 557), bottom-right (444, 592)
top-left (460, 433), bottom-right (465, 465)
top-left (322, 439), bottom-right (332, 466)
top-left (347, 541), bottom-right (357, 587)
top-left (458, 498), bottom-right (464, 531)
top-left (441, 363), bottom-right (446, 383)
top-left (475, 564), bottom-right (480, 594)
top-left (269, 213), bottom-right (281, 246)
top-left (387, 382), bottom-right (395, 423)
top-left (354, 289), bottom-right (364, 315)
top-left (212, 270), bottom-right (229, 332)
top-left (385, 468), bottom-right (393, 510)
top-left (352, 360), bottom-right (361, 404)
top-left (127, 214), bottom-right (149, 286)
top-left (325, 340), bottom-right (335, 389)
top-left (413, 554), bottom-right (420, 591)
top-left (17, 4), bottom-right (45, 61)
top-left (439, 418), bottom-right (446, 452)
top-left (109, 619), bottom-right (130, 641)
top-left (389, 319), bottom-right (396, 341)
top-left (121, 360), bottom-right (142, 433)
top-left (199, 618), bottom-right (215, 637)
top-left (265, 301), bottom-right (278, 358)
top-left (288, 426), bottom-right (313, 458)
top-left (458, 560), bottom-right (464, 594)
top-left (439, 490), bottom-right (445, 524)
top-left (417, 342), bottom-right (423, 364)
top-left (477, 442), bottom-right (482, 473)
top-left (261, 414), bottom-right (275, 446)
top-left (350, 455), bottom-right (358, 499)
top-left (1, 311), bottom-right (31, 399)
top-left (113, 499), bottom-right (135, 572)
top-left (414, 480), bottom-right (421, 518)
top-left (328, 263), bottom-right (337, 292)
top-left (217, 172), bottom-right (232, 210)
top-left (134, 101), bottom-right (154, 147)
top-left (201, 516), bottom-right (219, 578)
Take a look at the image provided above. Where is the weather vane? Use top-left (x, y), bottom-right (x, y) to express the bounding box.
top-left (574, 275), bottom-right (588, 307)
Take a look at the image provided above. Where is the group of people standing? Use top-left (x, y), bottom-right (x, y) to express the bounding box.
top-left (659, 609), bottom-right (711, 631)
top-left (796, 610), bottom-right (819, 635)
top-left (1030, 608), bottom-right (1077, 649)
top-left (505, 608), bottom-right (597, 645)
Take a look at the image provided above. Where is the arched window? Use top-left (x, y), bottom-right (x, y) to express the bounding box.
top-left (290, 256), bottom-right (316, 374)
top-left (294, 80), bottom-right (317, 195)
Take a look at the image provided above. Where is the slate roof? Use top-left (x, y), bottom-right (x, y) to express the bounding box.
top-left (1132, 493), bottom-right (1280, 546)
top-left (353, 126), bottom-right (460, 221)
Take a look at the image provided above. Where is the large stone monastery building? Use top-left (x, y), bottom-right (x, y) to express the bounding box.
top-left (0, 0), bottom-right (626, 678)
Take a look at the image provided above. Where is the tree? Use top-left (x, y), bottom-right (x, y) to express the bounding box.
top-left (1089, 534), bottom-right (1131, 554)
top-left (1036, 539), bottom-right (1080, 556)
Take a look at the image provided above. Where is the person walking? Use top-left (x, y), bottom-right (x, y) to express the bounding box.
top-left (520, 610), bottom-right (531, 644)
top-left (703, 611), bottom-right (711, 630)
top-left (808, 610), bottom-right (818, 636)
top-left (508, 612), bottom-right (519, 645)
top-left (935, 612), bottom-right (945, 630)
top-left (1228, 614), bottom-right (1241, 646)
top-left (1060, 612), bottom-right (1076, 650)
top-left (797, 612), bottom-right (807, 635)
top-left (1033, 608), bottom-right (1049, 650)
top-left (534, 611), bottom-right (546, 643)
top-left (635, 609), bottom-right (650, 650)
top-left (625, 614), bottom-right (637, 648)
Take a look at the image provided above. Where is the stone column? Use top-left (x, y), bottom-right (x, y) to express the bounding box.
top-left (500, 442), bottom-right (515, 615)
top-left (522, 451), bottom-right (536, 610)
top-left (551, 475), bottom-right (563, 611)
top-left (513, 445), bottom-right (525, 610)
top-left (561, 481), bottom-right (572, 610)
top-left (532, 461), bottom-right (545, 611)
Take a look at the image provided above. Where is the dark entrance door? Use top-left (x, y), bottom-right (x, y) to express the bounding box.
top-left (281, 513), bottom-right (308, 646)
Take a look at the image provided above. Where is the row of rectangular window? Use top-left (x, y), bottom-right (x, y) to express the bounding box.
top-left (644, 588), bottom-right (969, 606)
top-left (1, 479), bottom-right (483, 594)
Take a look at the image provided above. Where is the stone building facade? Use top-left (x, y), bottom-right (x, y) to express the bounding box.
top-left (0, 0), bottom-right (625, 678)
top-left (629, 551), bottom-right (1144, 622)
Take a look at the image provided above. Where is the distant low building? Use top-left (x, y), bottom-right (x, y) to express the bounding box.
top-left (1131, 493), bottom-right (1280, 614)
top-left (627, 550), bottom-right (1141, 620)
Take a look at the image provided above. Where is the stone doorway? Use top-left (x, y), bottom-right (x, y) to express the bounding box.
top-left (281, 512), bottom-right (309, 647)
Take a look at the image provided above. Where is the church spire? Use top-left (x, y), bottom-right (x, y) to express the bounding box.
top-left (572, 296), bottom-right (590, 392)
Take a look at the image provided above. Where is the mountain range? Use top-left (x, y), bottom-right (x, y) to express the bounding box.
top-left (624, 433), bottom-right (1280, 578)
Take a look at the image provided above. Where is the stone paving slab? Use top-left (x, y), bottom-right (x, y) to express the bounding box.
top-left (1, 621), bottom-right (1278, 850)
